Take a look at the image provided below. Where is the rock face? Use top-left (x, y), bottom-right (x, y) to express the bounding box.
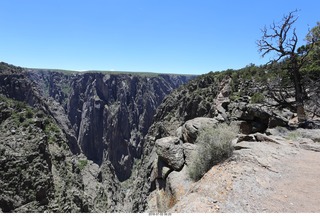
top-left (0, 62), bottom-right (193, 212)
top-left (66, 73), bottom-right (191, 181)
top-left (181, 117), bottom-right (219, 143)
top-left (0, 97), bottom-right (84, 212)
top-left (156, 136), bottom-right (184, 171)
top-left (2, 60), bottom-right (320, 213)
top-left (136, 70), bottom-right (320, 213)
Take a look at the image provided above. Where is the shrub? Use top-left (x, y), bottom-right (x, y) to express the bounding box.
top-left (26, 108), bottom-right (34, 119)
top-left (77, 159), bottom-right (88, 170)
top-left (43, 118), bottom-right (51, 127)
top-left (286, 130), bottom-right (302, 141)
top-left (251, 92), bottom-right (265, 104)
top-left (19, 114), bottom-right (26, 123)
top-left (36, 111), bottom-right (45, 118)
top-left (15, 101), bottom-right (26, 111)
top-left (188, 123), bottom-right (237, 181)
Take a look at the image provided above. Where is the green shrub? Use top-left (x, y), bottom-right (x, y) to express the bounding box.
top-left (19, 114), bottom-right (26, 123)
top-left (251, 92), bottom-right (265, 104)
top-left (77, 159), bottom-right (88, 170)
top-left (230, 92), bottom-right (241, 101)
top-left (26, 108), bottom-right (34, 119)
top-left (286, 130), bottom-right (302, 141)
top-left (15, 101), bottom-right (26, 111)
top-left (188, 123), bottom-right (237, 181)
top-left (43, 118), bottom-right (51, 127)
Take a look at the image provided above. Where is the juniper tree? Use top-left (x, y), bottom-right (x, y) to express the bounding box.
top-left (257, 10), bottom-right (316, 122)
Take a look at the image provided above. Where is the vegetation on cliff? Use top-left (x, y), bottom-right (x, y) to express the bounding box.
top-left (188, 123), bottom-right (237, 181)
top-left (0, 11), bottom-right (319, 213)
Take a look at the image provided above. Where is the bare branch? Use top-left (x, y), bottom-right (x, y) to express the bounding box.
top-left (257, 10), bottom-right (299, 62)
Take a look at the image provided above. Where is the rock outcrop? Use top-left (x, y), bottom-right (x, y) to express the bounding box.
top-left (0, 97), bottom-right (85, 212)
top-left (0, 62), bottom-right (193, 212)
top-left (156, 136), bottom-right (184, 171)
top-left (135, 70), bottom-right (320, 213)
top-left (181, 117), bottom-right (219, 143)
top-left (1, 60), bottom-right (320, 213)
top-left (66, 73), bottom-right (191, 181)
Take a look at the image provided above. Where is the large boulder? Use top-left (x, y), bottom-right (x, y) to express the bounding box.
top-left (150, 155), bottom-right (172, 182)
top-left (181, 117), bottom-right (218, 143)
top-left (230, 103), bottom-right (289, 133)
top-left (165, 166), bottom-right (192, 208)
top-left (156, 136), bottom-right (184, 171)
top-left (182, 143), bottom-right (197, 166)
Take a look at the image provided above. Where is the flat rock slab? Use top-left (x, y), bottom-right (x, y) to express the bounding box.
top-left (168, 137), bottom-right (320, 213)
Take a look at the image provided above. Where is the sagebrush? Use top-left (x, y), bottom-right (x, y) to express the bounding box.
top-left (188, 123), bottom-right (237, 181)
top-left (251, 92), bottom-right (265, 104)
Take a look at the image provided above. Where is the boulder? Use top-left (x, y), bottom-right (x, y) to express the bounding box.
top-left (254, 133), bottom-right (283, 144)
top-left (288, 115), bottom-right (299, 127)
top-left (247, 105), bottom-right (270, 120)
top-left (266, 127), bottom-right (289, 136)
top-left (150, 155), bottom-right (172, 182)
top-left (181, 117), bottom-right (218, 143)
top-left (165, 166), bottom-right (192, 207)
top-left (268, 115), bottom-right (288, 128)
top-left (231, 121), bottom-right (251, 134)
top-left (175, 126), bottom-right (183, 140)
top-left (236, 134), bottom-right (256, 143)
top-left (182, 143), bottom-right (197, 166)
top-left (216, 105), bottom-right (228, 121)
top-left (156, 136), bottom-right (184, 171)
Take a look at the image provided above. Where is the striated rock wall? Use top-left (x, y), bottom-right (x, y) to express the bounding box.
top-left (67, 73), bottom-right (192, 181)
top-left (0, 62), bottom-right (193, 212)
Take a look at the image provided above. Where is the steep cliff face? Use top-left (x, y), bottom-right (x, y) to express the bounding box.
top-left (0, 93), bottom-right (129, 213)
top-left (0, 62), bottom-right (193, 212)
top-left (67, 73), bottom-right (190, 181)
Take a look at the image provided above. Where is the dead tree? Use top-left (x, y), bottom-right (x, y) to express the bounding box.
top-left (257, 10), bottom-right (314, 122)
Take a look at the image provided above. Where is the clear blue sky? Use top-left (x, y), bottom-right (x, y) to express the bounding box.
top-left (0, 0), bottom-right (319, 74)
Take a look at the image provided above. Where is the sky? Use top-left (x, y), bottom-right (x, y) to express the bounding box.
top-left (0, 0), bottom-right (319, 75)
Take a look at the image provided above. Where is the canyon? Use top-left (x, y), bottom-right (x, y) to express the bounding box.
top-left (0, 62), bottom-right (193, 212)
top-left (1, 62), bottom-right (319, 213)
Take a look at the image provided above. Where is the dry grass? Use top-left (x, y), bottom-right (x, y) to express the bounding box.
top-left (188, 123), bottom-right (238, 181)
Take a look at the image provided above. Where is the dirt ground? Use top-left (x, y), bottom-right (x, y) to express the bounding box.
top-left (261, 149), bottom-right (320, 212)
top-left (167, 137), bottom-right (320, 213)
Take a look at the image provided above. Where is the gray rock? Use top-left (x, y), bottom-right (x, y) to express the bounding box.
top-left (165, 166), bottom-right (191, 204)
top-left (161, 166), bottom-right (172, 179)
top-left (236, 134), bottom-right (256, 143)
top-left (181, 117), bottom-right (218, 143)
top-left (175, 126), bottom-right (183, 140)
top-left (150, 155), bottom-right (172, 181)
top-left (299, 143), bottom-right (320, 152)
top-left (69, 73), bottom-right (191, 181)
top-left (183, 143), bottom-right (197, 166)
top-left (254, 133), bottom-right (284, 145)
top-left (156, 136), bottom-right (184, 170)
top-left (216, 105), bottom-right (228, 121)
top-left (266, 127), bottom-right (289, 136)
top-left (296, 129), bottom-right (320, 142)
top-left (268, 115), bottom-right (288, 128)
top-left (231, 121), bottom-right (251, 134)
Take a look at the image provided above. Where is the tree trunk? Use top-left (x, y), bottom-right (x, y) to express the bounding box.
top-left (291, 58), bottom-right (307, 122)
